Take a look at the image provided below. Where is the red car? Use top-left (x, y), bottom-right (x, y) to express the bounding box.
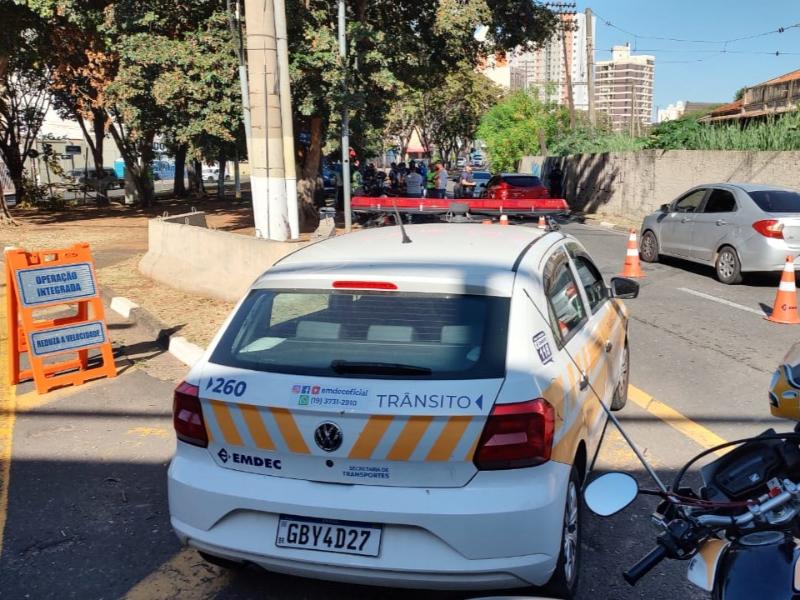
top-left (481, 173), bottom-right (569, 215)
top-left (484, 174), bottom-right (551, 200)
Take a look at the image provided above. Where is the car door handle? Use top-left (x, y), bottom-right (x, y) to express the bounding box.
top-left (716, 219), bottom-right (727, 226)
top-left (605, 340), bottom-right (613, 353)
top-left (681, 217), bottom-right (692, 223)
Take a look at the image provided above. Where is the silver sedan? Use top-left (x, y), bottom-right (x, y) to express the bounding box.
top-left (639, 183), bottom-right (800, 284)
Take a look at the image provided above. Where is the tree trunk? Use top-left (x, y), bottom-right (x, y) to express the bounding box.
top-left (173, 144), bottom-right (187, 197)
top-left (0, 176), bottom-right (16, 225)
top-left (188, 159), bottom-right (205, 197)
top-left (5, 151), bottom-right (28, 206)
top-left (217, 152), bottom-right (226, 200)
top-left (90, 113), bottom-right (108, 206)
top-left (297, 116), bottom-right (322, 231)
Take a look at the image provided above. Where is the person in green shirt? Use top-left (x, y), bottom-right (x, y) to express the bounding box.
top-left (425, 164), bottom-right (435, 198)
top-left (352, 166), bottom-right (363, 195)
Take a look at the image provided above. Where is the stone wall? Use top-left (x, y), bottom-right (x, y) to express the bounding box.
top-left (520, 150), bottom-right (800, 220)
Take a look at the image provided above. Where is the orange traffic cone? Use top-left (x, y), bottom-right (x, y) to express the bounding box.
top-left (620, 229), bottom-right (645, 278)
top-left (767, 256), bottom-right (800, 324)
top-left (499, 214), bottom-right (509, 226)
top-left (537, 215), bottom-right (546, 230)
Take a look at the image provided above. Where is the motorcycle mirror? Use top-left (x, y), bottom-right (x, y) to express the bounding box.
top-left (584, 472), bottom-right (639, 517)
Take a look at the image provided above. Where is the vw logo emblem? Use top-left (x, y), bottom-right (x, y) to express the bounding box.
top-left (314, 422), bottom-right (343, 452)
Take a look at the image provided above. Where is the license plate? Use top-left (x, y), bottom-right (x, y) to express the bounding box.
top-left (276, 515), bottom-right (382, 557)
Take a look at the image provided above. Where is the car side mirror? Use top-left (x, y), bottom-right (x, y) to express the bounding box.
top-left (659, 203), bottom-right (670, 213)
top-left (610, 277), bottom-right (639, 299)
top-left (584, 472), bottom-right (639, 517)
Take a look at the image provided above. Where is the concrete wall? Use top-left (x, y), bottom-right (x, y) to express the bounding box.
top-left (521, 150), bottom-right (800, 220)
top-left (139, 212), bottom-right (307, 302)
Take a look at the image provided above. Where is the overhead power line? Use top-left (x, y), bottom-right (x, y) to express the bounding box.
top-left (592, 10), bottom-right (800, 45)
top-left (599, 47), bottom-right (800, 56)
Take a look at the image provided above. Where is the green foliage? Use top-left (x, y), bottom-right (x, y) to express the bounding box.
top-left (287, 0), bottom-right (558, 159)
top-left (419, 64), bottom-right (501, 163)
top-left (648, 111), bottom-right (800, 151)
top-left (548, 127), bottom-right (646, 156)
top-left (477, 90), bottom-right (569, 171)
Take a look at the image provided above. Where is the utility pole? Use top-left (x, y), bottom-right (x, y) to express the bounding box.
top-left (274, 0), bottom-right (299, 239)
top-left (244, 0), bottom-right (301, 240)
top-left (338, 0), bottom-right (351, 233)
top-left (546, 2), bottom-right (577, 129)
top-left (227, 0), bottom-right (252, 163)
top-left (585, 7), bottom-right (595, 127)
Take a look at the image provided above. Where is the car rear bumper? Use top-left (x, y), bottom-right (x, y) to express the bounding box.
top-left (738, 237), bottom-right (800, 272)
top-left (168, 444), bottom-right (570, 590)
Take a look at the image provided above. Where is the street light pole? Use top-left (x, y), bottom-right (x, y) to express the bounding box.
top-left (338, 0), bottom-right (352, 233)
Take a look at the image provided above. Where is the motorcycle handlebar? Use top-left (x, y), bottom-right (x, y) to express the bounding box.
top-left (623, 544), bottom-right (668, 586)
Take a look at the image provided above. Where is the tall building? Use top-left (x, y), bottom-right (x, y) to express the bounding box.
top-left (509, 12), bottom-right (595, 111)
top-left (595, 44), bottom-right (654, 133)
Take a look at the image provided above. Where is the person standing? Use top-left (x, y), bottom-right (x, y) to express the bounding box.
top-left (548, 165), bottom-right (564, 199)
top-left (404, 167), bottom-right (424, 198)
top-left (459, 164), bottom-right (475, 198)
top-left (435, 162), bottom-right (448, 199)
top-left (425, 163), bottom-right (435, 198)
top-left (352, 165), bottom-right (364, 196)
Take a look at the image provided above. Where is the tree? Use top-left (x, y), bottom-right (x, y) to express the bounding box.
top-left (31, 0), bottom-right (242, 207)
top-left (47, 21), bottom-right (117, 206)
top-left (0, 2), bottom-right (51, 222)
top-left (418, 64), bottom-right (501, 165)
top-left (734, 87), bottom-right (747, 102)
top-left (478, 90), bottom-right (569, 171)
top-left (286, 0), bottom-right (558, 225)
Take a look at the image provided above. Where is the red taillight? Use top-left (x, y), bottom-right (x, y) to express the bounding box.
top-left (332, 280), bottom-right (398, 290)
top-left (473, 399), bottom-right (555, 470)
top-left (173, 381), bottom-right (208, 447)
top-left (753, 219), bottom-right (784, 239)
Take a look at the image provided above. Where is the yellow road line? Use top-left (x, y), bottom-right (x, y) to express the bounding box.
top-left (121, 549), bottom-right (231, 600)
top-left (0, 281), bottom-right (15, 559)
top-left (628, 384), bottom-right (728, 456)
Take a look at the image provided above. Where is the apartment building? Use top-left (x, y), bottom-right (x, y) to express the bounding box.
top-left (509, 12), bottom-right (595, 111)
top-left (595, 44), bottom-right (654, 133)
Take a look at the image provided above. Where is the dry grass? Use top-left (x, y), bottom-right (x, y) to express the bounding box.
top-left (1, 198), bottom-right (255, 348)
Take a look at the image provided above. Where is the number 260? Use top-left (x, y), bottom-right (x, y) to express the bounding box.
top-left (206, 377), bottom-right (247, 397)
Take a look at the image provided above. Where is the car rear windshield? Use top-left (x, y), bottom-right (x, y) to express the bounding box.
top-left (210, 290), bottom-right (510, 379)
top-left (749, 190), bottom-right (800, 213)
top-left (502, 175), bottom-right (542, 187)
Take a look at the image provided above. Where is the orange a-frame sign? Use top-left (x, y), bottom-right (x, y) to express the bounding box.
top-left (4, 243), bottom-right (116, 394)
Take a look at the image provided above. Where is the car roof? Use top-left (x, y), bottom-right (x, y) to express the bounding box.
top-left (262, 224), bottom-right (552, 296)
top-left (688, 182), bottom-right (797, 193)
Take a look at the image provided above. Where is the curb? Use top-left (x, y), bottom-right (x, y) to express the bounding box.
top-left (580, 214), bottom-right (638, 233)
top-left (100, 286), bottom-right (205, 368)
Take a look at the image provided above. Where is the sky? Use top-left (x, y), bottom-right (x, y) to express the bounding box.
top-left (576, 0), bottom-right (800, 113)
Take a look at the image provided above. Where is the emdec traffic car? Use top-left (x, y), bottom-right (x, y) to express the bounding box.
top-left (168, 223), bottom-right (638, 597)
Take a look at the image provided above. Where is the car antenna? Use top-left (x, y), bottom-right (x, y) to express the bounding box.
top-left (522, 288), bottom-right (669, 495)
top-left (392, 200), bottom-right (412, 244)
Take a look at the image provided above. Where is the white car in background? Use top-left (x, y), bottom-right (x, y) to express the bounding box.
top-left (168, 223), bottom-right (638, 598)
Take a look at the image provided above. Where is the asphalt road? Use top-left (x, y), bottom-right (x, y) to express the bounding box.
top-left (1, 219), bottom-right (796, 599)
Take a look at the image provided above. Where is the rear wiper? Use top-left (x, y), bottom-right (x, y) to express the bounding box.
top-left (330, 360), bottom-right (432, 376)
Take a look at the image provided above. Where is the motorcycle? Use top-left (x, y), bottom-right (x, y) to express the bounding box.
top-left (585, 427), bottom-right (800, 599)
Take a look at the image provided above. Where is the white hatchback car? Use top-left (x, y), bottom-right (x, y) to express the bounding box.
top-left (168, 223), bottom-right (637, 597)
